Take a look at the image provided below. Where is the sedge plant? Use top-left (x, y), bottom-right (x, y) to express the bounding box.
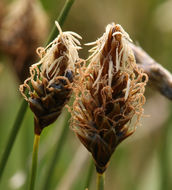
top-left (19, 20), bottom-right (82, 190)
top-left (70, 23), bottom-right (148, 189)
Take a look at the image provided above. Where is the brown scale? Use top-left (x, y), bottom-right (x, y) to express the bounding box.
top-left (19, 26), bottom-right (78, 135)
top-left (20, 45), bottom-right (73, 135)
top-left (28, 71), bottom-right (73, 135)
top-left (46, 42), bottom-right (68, 79)
top-left (0, 0), bottom-right (48, 83)
top-left (72, 24), bottom-right (147, 174)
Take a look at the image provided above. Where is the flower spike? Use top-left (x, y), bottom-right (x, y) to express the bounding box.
top-left (20, 21), bottom-right (82, 135)
top-left (71, 23), bottom-right (148, 174)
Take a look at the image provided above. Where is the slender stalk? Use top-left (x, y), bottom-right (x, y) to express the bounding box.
top-left (84, 160), bottom-right (94, 190)
top-left (29, 134), bottom-right (40, 190)
top-left (96, 173), bottom-right (105, 190)
top-left (0, 0), bottom-right (76, 181)
top-left (31, 1), bottom-right (76, 187)
top-left (41, 112), bottom-right (71, 190)
top-left (46, 0), bottom-right (75, 44)
top-left (0, 100), bottom-right (27, 181)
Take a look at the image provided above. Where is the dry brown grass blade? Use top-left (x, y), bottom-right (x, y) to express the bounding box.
top-left (130, 43), bottom-right (172, 100)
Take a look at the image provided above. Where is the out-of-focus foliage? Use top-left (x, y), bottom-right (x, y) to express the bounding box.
top-left (0, 0), bottom-right (49, 82)
top-left (0, 0), bottom-right (171, 190)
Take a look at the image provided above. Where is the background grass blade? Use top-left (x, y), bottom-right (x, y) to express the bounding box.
top-left (0, 100), bottom-right (27, 181)
top-left (159, 107), bottom-right (172, 190)
top-left (46, 0), bottom-right (76, 44)
top-left (41, 111), bottom-right (71, 190)
top-left (57, 145), bottom-right (88, 190)
top-left (84, 159), bottom-right (95, 190)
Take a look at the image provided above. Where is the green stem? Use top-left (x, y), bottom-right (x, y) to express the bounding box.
top-left (0, 100), bottom-right (27, 181)
top-left (0, 0), bottom-right (75, 182)
top-left (84, 160), bottom-right (95, 190)
top-left (96, 173), bottom-right (105, 190)
top-left (46, 0), bottom-right (75, 44)
top-left (41, 112), bottom-right (71, 190)
top-left (29, 134), bottom-right (40, 190)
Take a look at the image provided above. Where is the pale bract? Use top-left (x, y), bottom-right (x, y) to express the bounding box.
top-left (86, 23), bottom-right (135, 99)
top-left (32, 21), bottom-right (82, 86)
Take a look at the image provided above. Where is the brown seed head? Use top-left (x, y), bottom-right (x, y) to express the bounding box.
top-left (0, 0), bottom-right (48, 82)
top-left (19, 22), bottom-right (82, 135)
top-left (0, 0), bottom-right (5, 29)
top-left (71, 23), bottom-right (148, 174)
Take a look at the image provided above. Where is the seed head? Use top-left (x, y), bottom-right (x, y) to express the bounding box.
top-left (0, 0), bottom-right (48, 82)
top-left (0, 0), bottom-right (5, 28)
top-left (71, 23), bottom-right (148, 174)
top-left (19, 21), bottom-right (82, 135)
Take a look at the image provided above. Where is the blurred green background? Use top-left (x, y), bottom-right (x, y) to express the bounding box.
top-left (0, 0), bottom-right (172, 189)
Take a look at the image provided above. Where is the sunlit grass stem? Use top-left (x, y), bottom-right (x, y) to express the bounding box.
top-left (96, 173), bottom-right (105, 190)
top-left (0, 0), bottom-right (76, 182)
top-left (46, 0), bottom-right (75, 44)
top-left (29, 134), bottom-right (40, 190)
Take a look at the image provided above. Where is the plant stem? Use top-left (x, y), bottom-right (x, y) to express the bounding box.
top-left (46, 0), bottom-right (75, 44)
top-left (0, 100), bottom-right (27, 181)
top-left (0, 0), bottom-right (76, 182)
top-left (29, 134), bottom-right (40, 190)
top-left (41, 112), bottom-right (71, 190)
top-left (96, 173), bottom-right (105, 190)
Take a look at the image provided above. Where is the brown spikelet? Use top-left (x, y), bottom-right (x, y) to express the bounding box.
top-left (19, 22), bottom-right (82, 135)
top-left (0, 0), bottom-right (48, 82)
top-left (71, 23), bottom-right (148, 174)
top-left (0, 0), bottom-right (5, 29)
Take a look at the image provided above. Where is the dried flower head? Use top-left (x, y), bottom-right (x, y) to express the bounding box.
top-left (20, 21), bottom-right (82, 135)
top-left (71, 23), bottom-right (148, 174)
top-left (0, 0), bottom-right (48, 82)
top-left (0, 0), bottom-right (5, 28)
